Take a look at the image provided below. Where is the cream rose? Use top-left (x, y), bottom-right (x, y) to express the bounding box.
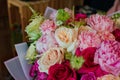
top-left (97, 74), bottom-right (120, 80)
top-left (37, 47), bottom-right (64, 73)
top-left (55, 27), bottom-right (78, 53)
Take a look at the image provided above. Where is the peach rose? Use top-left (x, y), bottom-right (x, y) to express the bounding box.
top-left (55, 27), bottom-right (78, 53)
top-left (37, 47), bottom-right (64, 73)
top-left (97, 74), bottom-right (120, 80)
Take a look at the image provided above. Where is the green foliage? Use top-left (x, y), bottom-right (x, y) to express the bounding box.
top-left (25, 6), bottom-right (44, 41)
top-left (65, 52), bottom-right (84, 70)
top-left (56, 9), bottom-right (70, 22)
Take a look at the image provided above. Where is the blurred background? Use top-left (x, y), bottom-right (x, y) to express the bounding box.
top-left (0, 0), bottom-right (117, 79)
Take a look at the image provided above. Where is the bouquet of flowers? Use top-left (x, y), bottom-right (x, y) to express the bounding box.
top-left (5, 7), bottom-right (120, 80)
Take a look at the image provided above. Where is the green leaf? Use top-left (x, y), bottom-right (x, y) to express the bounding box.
top-left (25, 15), bottom-right (44, 41)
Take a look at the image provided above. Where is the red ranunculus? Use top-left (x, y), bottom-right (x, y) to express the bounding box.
top-left (76, 47), bottom-right (108, 77)
top-left (75, 47), bottom-right (82, 57)
top-left (81, 47), bottom-right (96, 67)
top-left (75, 47), bottom-right (97, 67)
top-left (47, 61), bottom-right (77, 80)
top-left (75, 13), bottom-right (87, 21)
top-left (112, 29), bottom-right (120, 42)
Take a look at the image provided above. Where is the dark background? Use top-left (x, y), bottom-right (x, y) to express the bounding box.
top-left (0, 0), bottom-right (13, 79)
top-left (84, 0), bottom-right (114, 11)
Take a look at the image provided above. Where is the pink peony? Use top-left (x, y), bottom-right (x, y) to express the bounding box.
top-left (94, 40), bottom-right (120, 76)
top-left (98, 31), bottom-right (115, 41)
top-left (40, 19), bottom-right (56, 34)
top-left (87, 14), bottom-right (114, 32)
top-left (78, 30), bottom-right (101, 51)
top-left (36, 32), bottom-right (58, 54)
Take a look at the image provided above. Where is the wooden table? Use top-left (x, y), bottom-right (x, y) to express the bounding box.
top-left (7, 0), bottom-right (49, 41)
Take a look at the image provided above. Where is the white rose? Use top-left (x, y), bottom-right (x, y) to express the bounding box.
top-left (55, 27), bottom-right (78, 53)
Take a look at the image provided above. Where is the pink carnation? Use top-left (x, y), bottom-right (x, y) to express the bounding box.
top-left (40, 19), bottom-right (56, 34)
top-left (36, 32), bottom-right (58, 54)
top-left (78, 30), bottom-right (101, 51)
top-left (98, 31), bottom-right (115, 41)
top-left (94, 40), bottom-right (120, 76)
top-left (87, 14), bottom-right (114, 32)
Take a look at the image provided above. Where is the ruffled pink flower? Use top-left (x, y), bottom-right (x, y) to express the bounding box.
top-left (36, 32), bottom-right (58, 54)
top-left (87, 14), bottom-right (114, 32)
top-left (78, 30), bottom-right (101, 51)
top-left (98, 31), bottom-right (115, 41)
top-left (40, 19), bottom-right (56, 34)
top-left (94, 40), bottom-right (120, 76)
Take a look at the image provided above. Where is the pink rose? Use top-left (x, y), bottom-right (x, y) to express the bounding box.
top-left (40, 19), bottom-right (56, 34)
top-left (112, 29), bottom-right (120, 42)
top-left (94, 40), bottom-right (120, 76)
top-left (78, 30), bottom-right (101, 51)
top-left (48, 61), bottom-right (77, 80)
top-left (87, 14), bottom-right (114, 32)
top-left (81, 72), bottom-right (96, 80)
top-left (36, 32), bottom-right (58, 54)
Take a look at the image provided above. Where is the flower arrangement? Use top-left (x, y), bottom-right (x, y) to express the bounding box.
top-left (25, 7), bottom-right (120, 80)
